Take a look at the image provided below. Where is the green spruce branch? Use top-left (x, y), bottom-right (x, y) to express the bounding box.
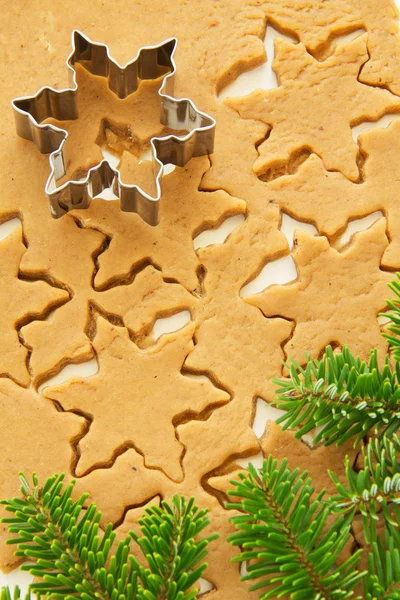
top-left (383, 274), bottom-right (400, 363)
top-left (227, 457), bottom-right (365, 600)
top-left (272, 346), bottom-right (400, 447)
top-left (227, 279), bottom-right (400, 599)
top-left (0, 474), bottom-right (217, 600)
top-left (330, 435), bottom-right (400, 542)
top-left (330, 436), bottom-right (400, 600)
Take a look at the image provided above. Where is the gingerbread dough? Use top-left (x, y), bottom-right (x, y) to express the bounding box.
top-left (44, 316), bottom-right (230, 481)
top-left (247, 219), bottom-right (392, 363)
top-left (45, 66), bottom-right (174, 187)
top-left (226, 36), bottom-right (400, 182)
top-left (21, 262), bottom-right (198, 386)
top-left (1, 2), bottom-right (400, 596)
top-left (0, 378), bottom-right (84, 571)
top-left (0, 226), bottom-right (68, 387)
top-left (254, 0), bottom-right (400, 97)
top-left (72, 158), bottom-right (246, 293)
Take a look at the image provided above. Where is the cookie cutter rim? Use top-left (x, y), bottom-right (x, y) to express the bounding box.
top-left (12, 30), bottom-right (216, 225)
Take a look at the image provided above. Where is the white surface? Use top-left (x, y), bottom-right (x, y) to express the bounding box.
top-left (2, 7), bottom-right (400, 591)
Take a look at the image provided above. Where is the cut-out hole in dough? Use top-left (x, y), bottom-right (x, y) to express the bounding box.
top-left (138, 148), bottom-right (176, 175)
top-left (38, 359), bottom-right (99, 396)
top-left (240, 255), bottom-right (297, 298)
top-left (199, 578), bottom-right (215, 595)
top-left (93, 147), bottom-right (175, 202)
top-left (252, 398), bottom-right (286, 438)
top-left (152, 310), bottom-right (191, 340)
top-left (0, 568), bottom-right (33, 595)
top-left (193, 214), bottom-right (245, 250)
top-left (352, 113), bottom-right (400, 141)
top-left (336, 211), bottom-right (384, 247)
top-left (240, 561), bottom-right (248, 577)
top-left (378, 314), bottom-right (391, 326)
top-left (236, 452), bottom-right (264, 469)
top-left (0, 217), bottom-right (21, 241)
top-left (94, 187), bottom-right (119, 201)
top-left (218, 25), bottom-right (296, 100)
top-left (316, 28), bottom-right (365, 61)
top-left (280, 213), bottom-right (318, 249)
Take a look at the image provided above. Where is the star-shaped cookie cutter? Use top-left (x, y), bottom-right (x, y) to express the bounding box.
top-left (12, 31), bottom-right (216, 225)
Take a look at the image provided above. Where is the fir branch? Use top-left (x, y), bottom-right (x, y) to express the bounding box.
top-left (0, 474), bottom-right (216, 600)
top-left (330, 436), bottom-right (400, 544)
top-left (131, 496), bottom-right (217, 600)
top-left (227, 457), bottom-right (364, 600)
top-left (364, 528), bottom-right (400, 600)
top-left (0, 589), bottom-right (32, 600)
top-left (330, 437), bottom-right (400, 599)
top-left (383, 274), bottom-right (400, 362)
top-left (272, 345), bottom-right (400, 447)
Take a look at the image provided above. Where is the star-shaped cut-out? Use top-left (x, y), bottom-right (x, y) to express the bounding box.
top-left (72, 157), bottom-right (247, 292)
top-left (44, 316), bottom-right (229, 481)
top-left (247, 219), bottom-right (392, 362)
top-left (0, 226), bottom-right (69, 386)
top-left (254, 0), bottom-right (400, 97)
top-left (264, 153), bottom-right (366, 240)
top-left (225, 35), bottom-right (400, 182)
top-left (0, 378), bottom-right (84, 571)
top-left (185, 214), bottom-right (292, 407)
top-left (266, 118), bottom-right (400, 269)
top-left (21, 263), bottom-right (198, 386)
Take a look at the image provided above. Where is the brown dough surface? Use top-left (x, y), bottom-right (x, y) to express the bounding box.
top-left (247, 219), bottom-right (392, 363)
top-left (72, 157), bottom-right (246, 292)
top-left (0, 226), bottom-right (69, 386)
top-left (44, 316), bottom-right (229, 480)
top-left (0, 378), bottom-right (84, 571)
top-left (225, 35), bottom-right (400, 182)
top-left (252, 0), bottom-right (400, 96)
top-left (1, 0), bottom-right (400, 595)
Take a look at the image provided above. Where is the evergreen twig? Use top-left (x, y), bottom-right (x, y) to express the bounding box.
top-left (330, 435), bottom-right (400, 543)
top-left (227, 457), bottom-right (365, 600)
top-left (0, 474), bottom-right (216, 600)
top-left (272, 346), bottom-right (400, 447)
top-left (383, 273), bottom-right (400, 362)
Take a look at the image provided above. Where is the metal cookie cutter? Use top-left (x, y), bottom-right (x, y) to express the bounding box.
top-left (12, 31), bottom-right (216, 225)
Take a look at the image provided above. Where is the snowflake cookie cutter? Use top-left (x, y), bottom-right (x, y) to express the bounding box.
top-left (12, 31), bottom-right (216, 225)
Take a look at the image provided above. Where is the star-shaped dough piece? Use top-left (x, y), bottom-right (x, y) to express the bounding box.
top-left (0, 378), bottom-right (84, 571)
top-left (21, 263), bottom-right (197, 384)
top-left (73, 157), bottom-right (246, 292)
top-left (357, 120), bottom-right (400, 269)
top-left (0, 226), bottom-right (69, 386)
top-left (264, 154), bottom-right (364, 239)
top-left (185, 215), bottom-right (292, 410)
top-left (247, 219), bottom-right (391, 362)
top-left (247, 0), bottom-right (400, 96)
top-left (268, 120), bottom-right (400, 269)
top-left (44, 316), bottom-right (229, 481)
top-left (225, 35), bottom-right (400, 182)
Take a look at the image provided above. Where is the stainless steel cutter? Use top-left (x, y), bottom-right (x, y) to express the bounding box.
top-left (12, 31), bottom-right (216, 225)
